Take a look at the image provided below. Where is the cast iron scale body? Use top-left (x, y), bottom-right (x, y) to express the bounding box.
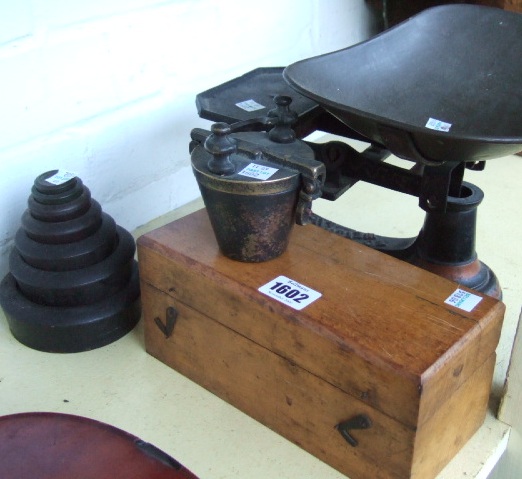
top-left (192, 4), bottom-right (522, 298)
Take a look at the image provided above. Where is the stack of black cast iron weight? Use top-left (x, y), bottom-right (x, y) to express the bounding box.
top-left (0, 170), bottom-right (141, 352)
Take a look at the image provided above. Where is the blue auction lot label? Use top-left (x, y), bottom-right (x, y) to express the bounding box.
top-left (258, 275), bottom-right (322, 311)
top-left (444, 288), bottom-right (482, 312)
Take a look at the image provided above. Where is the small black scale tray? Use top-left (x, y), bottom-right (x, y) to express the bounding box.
top-left (196, 67), bottom-right (319, 124)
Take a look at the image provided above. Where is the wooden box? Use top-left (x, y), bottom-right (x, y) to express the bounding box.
top-left (137, 209), bottom-right (504, 479)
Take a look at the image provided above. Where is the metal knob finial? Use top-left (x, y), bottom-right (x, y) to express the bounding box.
top-left (268, 95), bottom-right (298, 144)
top-left (204, 122), bottom-right (237, 175)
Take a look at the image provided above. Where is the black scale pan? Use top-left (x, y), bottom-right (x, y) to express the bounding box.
top-left (283, 4), bottom-right (522, 164)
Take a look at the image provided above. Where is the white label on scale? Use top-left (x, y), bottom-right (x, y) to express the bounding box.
top-left (258, 275), bottom-right (322, 311)
top-left (235, 99), bottom-right (265, 112)
top-left (44, 170), bottom-right (77, 185)
top-left (425, 117), bottom-right (452, 132)
top-left (238, 163), bottom-right (278, 180)
top-left (444, 288), bottom-right (482, 312)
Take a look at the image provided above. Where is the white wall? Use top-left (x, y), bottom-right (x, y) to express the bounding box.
top-left (0, 0), bottom-right (376, 277)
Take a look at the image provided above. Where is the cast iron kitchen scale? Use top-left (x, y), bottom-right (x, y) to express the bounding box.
top-left (193, 4), bottom-right (522, 298)
top-left (138, 5), bottom-right (521, 479)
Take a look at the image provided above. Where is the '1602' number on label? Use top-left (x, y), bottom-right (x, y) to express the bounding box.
top-left (269, 282), bottom-right (309, 303)
top-left (258, 276), bottom-right (322, 311)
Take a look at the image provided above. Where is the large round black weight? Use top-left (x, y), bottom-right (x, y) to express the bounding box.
top-left (0, 265), bottom-right (140, 353)
top-left (15, 213), bottom-right (117, 271)
top-left (10, 226), bottom-right (135, 307)
top-left (28, 186), bottom-right (92, 222)
top-left (22, 200), bottom-right (102, 244)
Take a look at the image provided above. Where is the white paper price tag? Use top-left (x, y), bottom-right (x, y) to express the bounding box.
top-left (444, 288), bottom-right (482, 312)
top-left (258, 275), bottom-right (322, 311)
top-left (238, 163), bottom-right (278, 180)
top-left (45, 170), bottom-right (77, 185)
top-left (425, 117), bottom-right (452, 132)
top-left (235, 99), bottom-right (265, 112)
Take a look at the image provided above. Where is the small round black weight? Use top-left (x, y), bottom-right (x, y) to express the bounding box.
top-left (31, 177), bottom-right (84, 205)
top-left (0, 265), bottom-right (140, 353)
top-left (28, 186), bottom-right (92, 222)
top-left (33, 170), bottom-right (77, 195)
top-left (10, 226), bottom-right (135, 307)
top-left (22, 200), bottom-right (102, 244)
top-left (15, 213), bottom-right (117, 271)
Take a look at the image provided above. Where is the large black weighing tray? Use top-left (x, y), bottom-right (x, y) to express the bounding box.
top-left (284, 4), bottom-right (522, 164)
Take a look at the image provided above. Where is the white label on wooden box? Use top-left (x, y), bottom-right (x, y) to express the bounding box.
top-left (445, 288), bottom-right (482, 312)
top-left (258, 275), bottom-right (322, 311)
